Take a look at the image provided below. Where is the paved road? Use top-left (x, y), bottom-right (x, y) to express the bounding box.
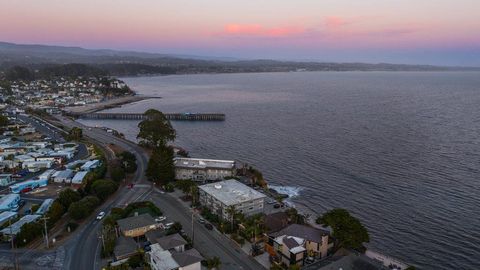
top-left (52, 115), bottom-right (151, 270)
top-left (53, 115), bottom-right (262, 270)
top-left (149, 192), bottom-right (264, 270)
top-left (17, 114), bottom-right (65, 143)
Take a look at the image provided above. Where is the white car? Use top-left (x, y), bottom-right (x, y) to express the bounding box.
top-left (164, 222), bottom-right (174, 229)
top-left (96, 211), bottom-right (106, 220)
top-left (155, 216), bottom-right (167, 223)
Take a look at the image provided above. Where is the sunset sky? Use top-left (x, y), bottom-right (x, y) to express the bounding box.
top-left (1, 0), bottom-right (479, 66)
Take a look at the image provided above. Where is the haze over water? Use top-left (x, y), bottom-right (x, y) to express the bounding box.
top-left (80, 71), bottom-right (480, 269)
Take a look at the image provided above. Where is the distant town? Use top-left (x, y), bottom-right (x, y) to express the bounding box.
top-left (0, 72), bottom-right (414, 270)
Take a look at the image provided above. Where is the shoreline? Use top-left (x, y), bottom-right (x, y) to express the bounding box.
top-left (62, 94), bottom-right (159, 114)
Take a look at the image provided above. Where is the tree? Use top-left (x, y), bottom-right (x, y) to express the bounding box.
top-left (68, 127), bottom-right (83, 141)
top-left (91, 179), bottom-right (119, 201)
top-left (110, 165), bottom-right (126, 182)
top-left (226, 205), bottom-right (237, 232)
top-left (118, 151), bottom-right (137, 173)
top-left (288, 265), bottom-right (301, 270)
top-left (205, 257), bottom-right (221, 270)
top-left (5, 66), bottom-right (34, 81)
top-left (316, 208), bottom-right (369, 252)
top-left (146, 146), bottom-right (175, 185)
top-left (57, 188), bottom-right (81, 209)
top-left (286, 208), bottom-right (306, 225)
top-left (46, 200), bottom-right (66, 227)
top-left (127, 253), bottom-right (144, 268)
top-left (0, 115), bottom-right (9, 127)
top-left (16, 222), bottom-right (43, 247)
top-left (68, 196), bottom-right (100, 220)
top-left (137, 109), bottom-right (176, 148)
top-left (166, 222), bottom-right (183, 235)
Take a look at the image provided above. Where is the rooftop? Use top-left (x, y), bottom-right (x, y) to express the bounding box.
top-left (72, 171), bottom-right (89, 184)
top-left (172, 248), bottom-right (203, 267)
top-left (1, 215), bottom-right (41, 235)
top-left (198, 179), bottom-right (266, 206)
top-left (149, 245), bottom-right (179, 270)
top-left (0, 194), bottom-right (19, 207)
top-left (114, 236), bottom-right (138, 259)
top-left (272, 224), bottom-right (330, 244)
top-left (117, 213), bottom-right (156, 231)
top-left (157, 233), bottom-right (187, 251)
top-left (174, 157), bottom-right (235, 170)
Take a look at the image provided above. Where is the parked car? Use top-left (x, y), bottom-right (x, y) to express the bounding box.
top-left (96, 211), bottom-right (106, 220)
top-left (18, 199), bottom-right (26, 207)
top-left (164, 222), bottom-right (174, 229)
top-left (198, 217), bottom-right (206, 224)
top-left (306, 257), bottom-right (315, 264)
top-left (273, 204), bottom-right (281, 209)
top-left (204, 223), bottom-right (213, 230)
top-left (155, 216), bottom-right (167, 223)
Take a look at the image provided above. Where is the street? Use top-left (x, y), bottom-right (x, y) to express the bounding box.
top-left (53, 115), bottom-right (151, 270)
top-left (148, 191), bottom-right (264, 270)
top-left (51, 115), bottom-right (262, 270)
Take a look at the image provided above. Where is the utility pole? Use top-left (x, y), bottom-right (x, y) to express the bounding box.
top-left (41, 217), bottom-right (50, 248)
top-left (9, 218), bottom-right (18, 270)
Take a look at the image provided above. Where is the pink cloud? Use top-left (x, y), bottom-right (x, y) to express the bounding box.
top-left (222, 24), bottom-right (305, 37)
top-left (325, 16), bottom-right (350, 28)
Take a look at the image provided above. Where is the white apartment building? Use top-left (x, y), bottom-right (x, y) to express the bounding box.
top-left (198, 179), bottom-right (266, 219)
top-left (174, 158), bottom-right (235, 182)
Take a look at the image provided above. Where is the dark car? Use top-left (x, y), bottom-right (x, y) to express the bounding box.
top-left (273, 204), bottom-right (281, 209)
top-left (204, 223), bottom-right (213, 230)
top-left (18, 200), bottom-right (26, 207)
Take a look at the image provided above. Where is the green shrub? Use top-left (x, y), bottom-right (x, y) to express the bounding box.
top-left (91, 179), bottom-right (119, 201)
top-left (68, 196), bottom-right (100, 221)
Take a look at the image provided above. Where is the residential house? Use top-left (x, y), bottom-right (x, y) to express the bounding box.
top-left (114, 236), bottom-right (139, 261)
top-left (146, 233), bottom-right (203, 270)
top-left (117, 214), bottom-right (159, 237)
top-left (52, 169), bottom-right (74, 183)
top-left (266, 224), bottom-right (333, 267)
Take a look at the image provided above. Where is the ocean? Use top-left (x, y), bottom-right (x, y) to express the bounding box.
top-left (79, 71), bottom-right (480, 269)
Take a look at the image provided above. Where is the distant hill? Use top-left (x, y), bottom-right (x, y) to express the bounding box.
top-left (0, 41), bottom-right (478, 76)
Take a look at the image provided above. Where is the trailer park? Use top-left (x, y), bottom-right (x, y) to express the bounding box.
top-left (0, 113), bottom-right (100, 242)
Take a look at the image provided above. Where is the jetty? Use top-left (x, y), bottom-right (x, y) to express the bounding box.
top-left (74, 112), bottom-right (225, 121)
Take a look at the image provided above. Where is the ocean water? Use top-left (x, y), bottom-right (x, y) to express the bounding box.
top-left (79, 71), bottom-right (480, 269)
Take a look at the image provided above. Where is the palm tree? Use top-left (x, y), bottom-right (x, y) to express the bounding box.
top-left (189, 184), bottom-right (198, 205)
top-left (225, 205), bottom-right (237, 232)
top-left (206, 256), bottom-right (221, 270)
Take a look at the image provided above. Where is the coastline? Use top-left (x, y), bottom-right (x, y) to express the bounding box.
top-left (62, 94), bottom-right (158, 114)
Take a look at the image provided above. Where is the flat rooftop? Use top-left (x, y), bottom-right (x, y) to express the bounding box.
top-left (174, 158), bottom-right (235, 170)
top-left (199, 179), bottom-right (266, 206)
top-left (1, 214), bottom-right (41, 235)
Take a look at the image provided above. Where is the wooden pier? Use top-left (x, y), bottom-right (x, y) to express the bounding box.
top-left (75, 112), bottom-right (225, 121)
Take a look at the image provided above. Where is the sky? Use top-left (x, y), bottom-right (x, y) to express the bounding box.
top-left (1, 0), bottom-right (479, 66)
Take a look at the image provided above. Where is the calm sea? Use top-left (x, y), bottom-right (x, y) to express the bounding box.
top-left (79, 72), bottom-right (480, 269)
